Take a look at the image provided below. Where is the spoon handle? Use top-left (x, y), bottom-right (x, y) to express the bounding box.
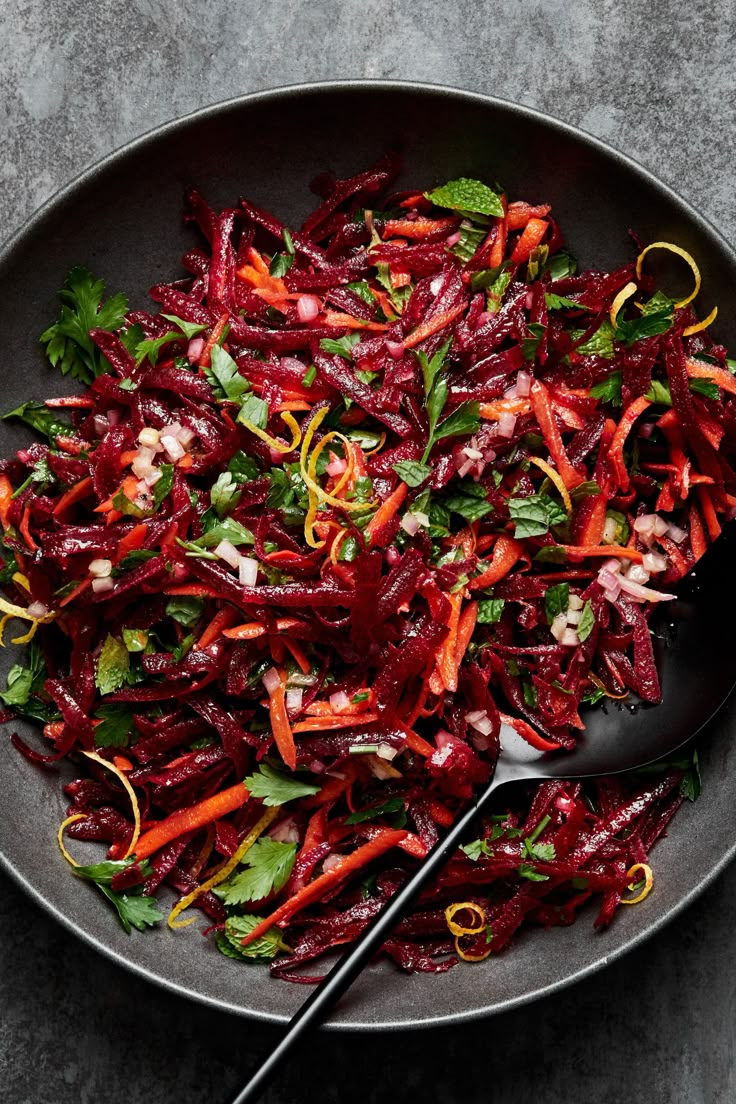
top-left (229, 761), bottom-right (521, 1104)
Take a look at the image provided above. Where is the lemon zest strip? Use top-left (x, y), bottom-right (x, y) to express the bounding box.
top-left (635, 242), bottom-right (700, 309)
top-left (619, 862), bottom-right (654, 905)
top-left (0, 595), bottom-right (56, 646)
top-left (528, 456), bottom-right (572, 515)
top-left (609, 281), bottom-right (638, 327)
top-left (57, 813), bottom-right (88, 867)
top-left (455, 936), bottom-right (492, 963)
top-left (240, 410), bottom-right (301, 455)
top-left (12, 572), bottom-right (31, 593)
top-left (81, 750), bottom-right (141, 860)
top-left (167, 805), bottom-right (279, 929)
top-left (683, 305), bottom-right (718, 337)
top-left (444, 900), bottom-right (487, 937)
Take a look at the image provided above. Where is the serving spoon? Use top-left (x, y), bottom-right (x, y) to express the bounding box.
top-left (230, 521), bottom-right (736, 1103)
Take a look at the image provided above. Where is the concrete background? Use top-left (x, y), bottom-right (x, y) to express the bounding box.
top-left (1, 1), bottom-right (735, 1101)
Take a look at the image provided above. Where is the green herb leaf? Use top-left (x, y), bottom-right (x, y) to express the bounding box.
top-left (238, 393), bottom-right (269, 430)
top-left (590, 370), bottom-right (622, 406)
top-left (442, 480), bottom-right (494, 523)
top-left (319, 334), bottom-right (361, 360)
top-left (40, 267), bottom-right (128, 385)
top-left (95, 635), bottom-right (130, 696)
top-left (0, 664), bottom-right (35, 707)
top-left (165, 596), bottom-right (205, 628)
top-left (546, 252), bottom-right (578, 280)
top-left (96, 884), bottom-right (165, 934)
top-left (210, 471), bottom-right (242, 518)
top-left (577, 600), bottom-right (595, 643)
top-left (122, 627), bottom-right (149, 652)
top-left (476, 598), bottom-right (505, 624)
top-left (521, 322), bottom-right (546, 362)
top-left (152, 464), bottom-right (174, 510)
top-left (508, 494), bottom-right (567, 539)
top-left (573, 320), bottom-right (615, 359)
top-left (214, 839), bottom-right (297, 906)
top-left (522, 840), bottom-right (556, 862)
top-left (545, 582), bottom-right (570, 624)
top-left (160, 314), bottom-right (208, 340)
top-left (204, 345), bottom-right (249, 402)
top-left (269, 253), bottom-right (294, 278)
top-left (215, 915), bottom-right (286, 961)
top-left (243, 763), bottom-right (321, 806)
top-left (451, 220), bottom-right (487, 263)
top-left (228, 451), bottom-right (260, 483)
top-left (93, 702), bottom-right (136, 748)
top-left (518, 864), bottom-right (550, 882)
top-left (569, 480), bottom-right (602, 502)
top-left (392, 460), bottom-right (431, 487)
top-left (301, 364), bottom-right (317, 388)
top-left (615, 291), bottom-right (674, 346)
top-left (681, 749), bottom-right (701, 802)
top-left (461, 838), bottom-right (494, 861)
top-left (433, 401), bottom-right (481, 444)
top-left (3, 401), bottom-right (72, 445)
top-left (119, 549), bottom-right (156, 571)
top-left (179, 517), bottom-right (255, 558)
top-left (346, 280), bottom-right (376, 305)
top-left (545, 293), bottom-right (589, 311)
top-left (134, 331), bottom-right (182, 367)
top-left (74, 856), bottom-right (152, 885)
top-left (344, 797), bottom-right (406, 825)
top-left (416, 339), bottom-right (452, 397)
top-left (689, 378), bottom-right (720, 401)
top-left (425, 178), bottom-right (504, 217)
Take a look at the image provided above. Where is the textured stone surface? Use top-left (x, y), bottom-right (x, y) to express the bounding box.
top-left (2, 2), bottom-right (736, 1102)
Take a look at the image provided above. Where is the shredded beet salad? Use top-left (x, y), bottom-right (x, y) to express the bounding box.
top-left (0, 155), bottom-right (731, 975)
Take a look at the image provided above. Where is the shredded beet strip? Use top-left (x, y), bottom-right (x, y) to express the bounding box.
top-left (1, 163), bottom-right (727, 982)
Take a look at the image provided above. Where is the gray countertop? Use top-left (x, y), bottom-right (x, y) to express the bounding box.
top-left (1, 2), bottom-right (735, 1101)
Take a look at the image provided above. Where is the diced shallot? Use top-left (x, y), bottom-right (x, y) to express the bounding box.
top-left (91, 576), bottom-right (115, 594)
top-left (187, 336), bottom-right (205, 362)
top-left (642, 552), bottom-right (668, 575)
top-left (376, 743), bottom-right (398, 760)
top-left (497, 412), bottom-right (517, 438)
top-left (214, 540), bottom-right (242, 569)
top-left (617, 575), bottom-right (676, 603)
top-left (238, 557), bottom-right (259, 587)
top-left (285, 687), bottom-right (303, 713)
top-left (386, 340), bottom-right (405, 360)
top-left (329, 690), bottom-right (351, 713)
top-left (138, 427), bottom-right (161, 448)
top-left (160, 434), bottom-right (185, 462)
top-left (667, 522), bottom-right (687, 543)
top-left (516, 370), bottom-right (531, 397)
top-left (560, 627), bottom-right (581, 647)
top-left (297, 295), bottom-right (321, 323)
top-left (26, 601), bottom-right (48, 618)
top-left (88, 558), bottom-right (113, 578)
top-left (625, 563), bottom-right (650, 586)
top-left (262, 668), bottom-right (282, 695)
top-left (466, 710), bottom-right (493, 736)
top-left (550, 612), bottom-right (569, 641)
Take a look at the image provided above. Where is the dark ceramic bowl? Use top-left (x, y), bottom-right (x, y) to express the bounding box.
top-left (1, 81), bottom-right (735, 1030)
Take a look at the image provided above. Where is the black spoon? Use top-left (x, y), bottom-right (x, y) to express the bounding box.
top-left (230, 521), bottom-right (736, 1104)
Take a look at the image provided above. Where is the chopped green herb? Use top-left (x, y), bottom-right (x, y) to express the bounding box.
top-left (425, 178), bottom-right (504, 217)
top-left (545, 583), bottom-right (570, 625)
top-left (590, 370), bottom-right (622, 406)
top-left (508, 494), bottom-right (567, 539)
top-left (204, 345), bottom-right (249, 402)
top-left (214, 838), bottom-right (297, 906)
top-left (243, 763), bottom-right (321, 806)
top-left (477, 598), bottom-right (505, 624)
top-left (577, 600), bottom-right (595, 643)
top-left (210, 471), bottom-right (242, 518)
top-left (40, 266), bottom-right (128, 385)
top-left (165, 596), bottom-right (205, 628)
top-left (238, 393), bottom-right (269, 431)
top-left (93, 702), bottom-right (136, 748)
top-left (393, 460), bottom-right (431, 487)
top-left (95, 635), bottom-right (130, 696)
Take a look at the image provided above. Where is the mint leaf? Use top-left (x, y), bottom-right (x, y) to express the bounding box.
top-left (416, 339), bottom-right (452, 396)
top-left (615, 291), bottom-right (674, 346)
top-left (392, 460), bottom-right (431, 487)
top-left (122, 628), bottom-right (149, 652)
top-left (205, 345), bottom-right (249, 402)
top-left (451, 220), bottom-right (487, 263)
top-left (425, 178), bottom-right (504, 217)
top-left (577, 599), bottom-right (595, 643)
top-left (40, 266), bottom-right (129, 385)
top-left (94, 702), bottom-right (136, 747)
top-left (508, 494), bottom-right (567, 539)
top-left (433, 401), bottom-right (480, 443)
top-left (214, 839), bottom-right (297, 906)
top-left (545, 583), bottom-right (570, 624)
top-left (228, 451), bottom-right (260, 483)
top-left (572, 321), bottom-right (615, 359)
top-left (243, 763), bottom-right (320, 806)
top-left (0, 664), bottom-right (34, 707)
top-left (152, 463), bottom-right (174, 510)
top-left (442, 480), bottom-right (494, 523)
top-left (165, 595), bottom-right (204, 627)
top-left (476, 598), bottom-right (505, 624)
top-left (95, 635), bottom-right (130, 696)
top-left (546, 252), bottom-right (577, 280)
top-left (215, 915), bottom-right (286, 961)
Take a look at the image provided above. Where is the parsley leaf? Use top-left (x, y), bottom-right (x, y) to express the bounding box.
top-left (210, 471), bottom-right (242, 517)
top-left (476, 598), bottom-right (505, 624)
top-left (521, 322), bottom-right (546, 362)
top-left (152, 463), bottom-right (174, 510)
top-left (590, 370), bottom-right (622, 406)
top-left (508, 494), bottom-right (567, 539)
top-left (3, 401), bottom-right (72, 445)
top-left (40, 267), bottom-right (129, 385)
top-left (461, 838), bottom-right (494, 861)
top-left (392, 460), bottom-right (431, 487)
top-left (214, 839), bottom-right (297, 906)
top-left (615, 291), bottom-right (674, 346)
top-left (546, 252), bottom-right (578, 280)
top-left (238, 393), bottom-right (269, 430)
top-left (95, 635), bottom-right (130, 696)
top-left (161, 314), bottom-right (209, 340)
top-left (243, 763), bottom-right (321, 806)
top-left (319, 334), bottom-right (361, 360)
top-left (433, 401), bottom-right (481, 444)
top-left (178, 517), bottom-right (254, 558)
top-left (425, 178), bottom-right (504, 217)
top-left (545, 583), bottom-right (570, 624)
top-left (518, 864), bottom-right (550, 882)
top-left (73, 857), bottom-right (163, 934)
top-left (577, 600), bottom-right (595, 643)
top-left (545, 293), bottom-right (589, 311)
top-left (204, 345), bottom-right (249, 402)
top-left (93, 702), bottom-right (137, 748)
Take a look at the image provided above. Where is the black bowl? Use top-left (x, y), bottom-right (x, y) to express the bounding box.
top-left (1, 81), bottom-right (735, 1030)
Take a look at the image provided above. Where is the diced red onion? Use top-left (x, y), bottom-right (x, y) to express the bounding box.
top-left (525, 291), bottom-right (534, 310)
top-left (91, 576), bottom-right (115, 594)
top-left (177, 426), bottom-right (196, 448)
top-left (132, 447), bottom-right (157, 479)
top-left (143, 468), bottom-right (162, 487)
top-left (138, 427), bottom-right (161, 448)
top-left (187, 336), bottom-right (205, 363)
top-left (238, 556), bottom-right (259, 587)
top-left (463, 446), bottom-right (483, 461)
top-left (215, 540), bottom-right (242, 569)
top-left (504, 384), bottom-right (519, 400)
top-left (262, 668), bottom-right (281, 695)
top-left (597, 567), bottom-right (620, 591)
top-left (602, 580), bottom-right (622, 603)
top-left (566, 609), bottom-right (582, 626)
top-left (602, 516), bottom-right (619, 544)
top-left (26, 601), bottom-right (48, 618)
top-left (667, 522), bottom-right (687, 543)
top-left (88, 558), bottom-right (113, 578)
top-left (268, 817), bottom-right (299, 843)
top-left (93, 415), bottom-right (110, 437)
top-left (445, 231), bottom-right (462, 247)
top-left (326, 457), bottom-right (348, 477)
top-left (550, 612), bottom-right (569, 641)
top-left (160, 434), bottom-right (185, 462)
top-left (554, 794), bottom-right (575, 813)
top-left (106, 408), bottom-right (121, 427)
top-left (466, 709), bottom-right (493, 736)
top-left (568, 594), bottom-right (584, 610)
top-left (617, 575), bottom-right (676, 603)
top-left (497, 412), bottom-right (517, 438)
top-left (385, 546), bottom-right (400, 565)
top-left (386, 340), bottom-right (405, 360)
top-left (329, 690), bottom-right (351, 713)
top-left (400, 512), bottom-right (421, 536)
top-left (642, 552), bottom-right (668, 574)
top-left (638, 421), bottom-right (655, 439)
top-left (297, 295), bottom-right (321, 323)
top-left (161, 422), bottom-right (182, 437)
top-left (323, 853), bottom-right (345, 873)
top-left (602, 558), bottom-right (623, 575)
top-left (285, 687), bottom-right (303, 713)
top-left (516, 370), bottom-right (531, 397)
top-left (625, 563), bottom-right (650, 586)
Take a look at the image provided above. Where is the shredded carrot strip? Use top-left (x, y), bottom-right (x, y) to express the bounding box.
top-left (404, 303), bottom-right (466, 350)
top-left (510, 218), bottom-right (548, 264)
top-left (19, 504), bottom-right (37, 551)
top-left (197, 313), bottom-right (230, 369)
top-left (530, 379), bottom-right (582, 490)
top-left (266, 668), bottom-right (297, 771)
top-left (469, 535), bottom-right (524, 591)
top-left (292, 713), bottom-right (380, 733)
top-left (558, 544), bottom-right (644, 563)
top-left (609, 395), bottom-right (651, 491)
top-left (366, 482), bottom-right (408, 542)
top-left (686, 357), bottom-right (736, 396)
top-left (196, 606), bottom-right (239, 650)
top-left (688, 500), bottom-right (707, 560)
top-left (0, 475), bottom-right (12, 528)
top-left (135, 782), bottom-right (251, 860)
top-left (283, 637), bottom-right (311, 675)
top-left (52, 476), bottom-right (94, 516)
top-left (435, 591), bottom-right (463, 693)
top-left (697, 485), bottom-right (721, 541)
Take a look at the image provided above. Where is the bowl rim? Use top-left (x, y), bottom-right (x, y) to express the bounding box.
top-left (1, 78), bottom-right (735, 1032)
